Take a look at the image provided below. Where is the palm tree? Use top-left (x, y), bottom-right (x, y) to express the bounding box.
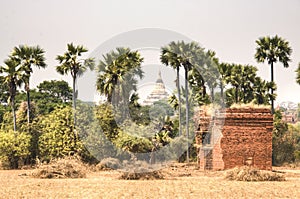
top-left (204, 50), bottom-right (219, 102)
top-left (189, 65), bottom-right (209, 106)
top-left (255, 35), bottom-right (292, 113)
top-left (161, 42), bottom-right (183, 136)
top-left (56, 43), bottom-right (95, 125)
top-left (296, 63), bottom-right (300, 85)
top-left (11, 45), bottom-right (46, 124)
top-left (227, 64), bottom-right (257, 104)
top-left (253, 77), bottom-right (276, 105)
top-left (0, 58), bottom-right (23, 131)
top-left (96, 47), bottom-right (143, 104)
top-left (218, 63), bottom-right (232, 106)
top-left (226, 64), bottom-right (242, 104)
top-left (240, 65), bottom-right (257, 103)
top-left (162, 41), bottom-right (204, 162)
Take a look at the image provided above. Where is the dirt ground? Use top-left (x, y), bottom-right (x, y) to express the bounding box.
top-left (0, 164), bottom-right (299, 199)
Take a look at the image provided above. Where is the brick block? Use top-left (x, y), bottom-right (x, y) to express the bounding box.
top-left (195, 108), bottom-right (273, 171)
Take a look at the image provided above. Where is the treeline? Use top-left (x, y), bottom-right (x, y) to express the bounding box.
top-left (0, 35), bottom-right (300, 168)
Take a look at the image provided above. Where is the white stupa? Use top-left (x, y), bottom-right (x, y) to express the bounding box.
top-left (142, 71), bottom-right (170, 105)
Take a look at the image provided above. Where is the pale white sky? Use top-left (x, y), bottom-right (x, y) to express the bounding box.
top-left (0, 0), bottom-right (300, 104)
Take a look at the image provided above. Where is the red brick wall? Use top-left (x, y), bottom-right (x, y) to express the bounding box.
top-left (195, 108), bottom-right (273, 171)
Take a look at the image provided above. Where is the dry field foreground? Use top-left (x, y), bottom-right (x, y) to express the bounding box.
top-left (0, 165), bottom-right (299, 199)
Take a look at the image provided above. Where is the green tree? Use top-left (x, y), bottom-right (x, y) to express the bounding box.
top-left (16, 80), bottom-right (72, 115)
top-left (11, 45), bottom-right (46, 124)
top-left (0, 58), bottom-right (24, 131)
top-left (96, 47), bottom-right (143, 104)
top-left (37, 80), bottom-right (72, 103)
top-left (255, 35), bottom-right (292, 113)
top-left (56, 43), bottom-right (95, 125)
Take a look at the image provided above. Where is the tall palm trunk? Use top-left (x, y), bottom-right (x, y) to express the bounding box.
top-left (72, 76), bottom-right (78, 148)
top-left (270, 62), bottom-right (274, 114)
top-left (11, 98), bottom-right (17, 132)
top-left (220, 81), bottom-right (224, 106)
top-left (176, 66), bottom-right (182, 136)
top-left (72, 76), bottom-right (77, 125)
top-left (185, 67), bottom-right (189, 163)
top-left (26, 83), bottom-right (31, 124)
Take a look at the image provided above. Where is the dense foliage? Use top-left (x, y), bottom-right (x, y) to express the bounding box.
top-left (37, 106), bottom-right (81, 162)
top-left (0, 130), bottom-right (31, 169)
top-left (272, 111), bottom-right (300, 165)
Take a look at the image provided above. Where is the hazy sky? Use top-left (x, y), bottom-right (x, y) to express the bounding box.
top-left (1, 0), bottom-right (299, 104)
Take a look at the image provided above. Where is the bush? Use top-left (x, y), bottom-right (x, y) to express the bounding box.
top-left (37, 106), bottom-right (82, 162)
top-left (32, 156), bottom-right (87, 179)
top-left (94, 103), bottom-right (118, 140)
top-left (225, 166), bottom-right (285, 182)
top-left (114, 130), bottom-right (153, 154)
top-left (0, 130), bottom-right (31, 169)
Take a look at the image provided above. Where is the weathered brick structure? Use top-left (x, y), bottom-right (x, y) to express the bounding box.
top-left (195, 108), bottom-right (273, 171)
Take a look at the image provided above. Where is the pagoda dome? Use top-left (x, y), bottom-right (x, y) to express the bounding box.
top-left (142, 70), bottom-right (170, 106)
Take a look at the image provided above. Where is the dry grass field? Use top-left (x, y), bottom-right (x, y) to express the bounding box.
top-left (0, 164), bottom-right (299, 199)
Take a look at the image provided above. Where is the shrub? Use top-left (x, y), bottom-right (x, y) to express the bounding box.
top-left (225, 166), bottom-right (285, 182)
top-left (0, 130), bottom-right (31, 169)
top-left (37, 106), bottom-right (82, 162)
top-left (114, 130), bottom-right (153, 154)
top-left (94, 103), bottom-right (118, 140)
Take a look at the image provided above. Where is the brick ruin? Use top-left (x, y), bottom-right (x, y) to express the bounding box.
top-left (195, 107), bottom-right (273, 171)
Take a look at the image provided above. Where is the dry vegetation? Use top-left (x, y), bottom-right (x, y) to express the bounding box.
top-left (225, 166), bottom-right (285, 181)
top-left (0, 162), bottom-right (299, 198)
top-left (32, 156), bottom-right (87, 179)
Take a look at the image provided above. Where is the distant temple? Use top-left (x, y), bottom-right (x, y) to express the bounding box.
top-left (142, 71), bottom-right (170, 106)
top-left (276, 102), bottom-right (298, 123)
